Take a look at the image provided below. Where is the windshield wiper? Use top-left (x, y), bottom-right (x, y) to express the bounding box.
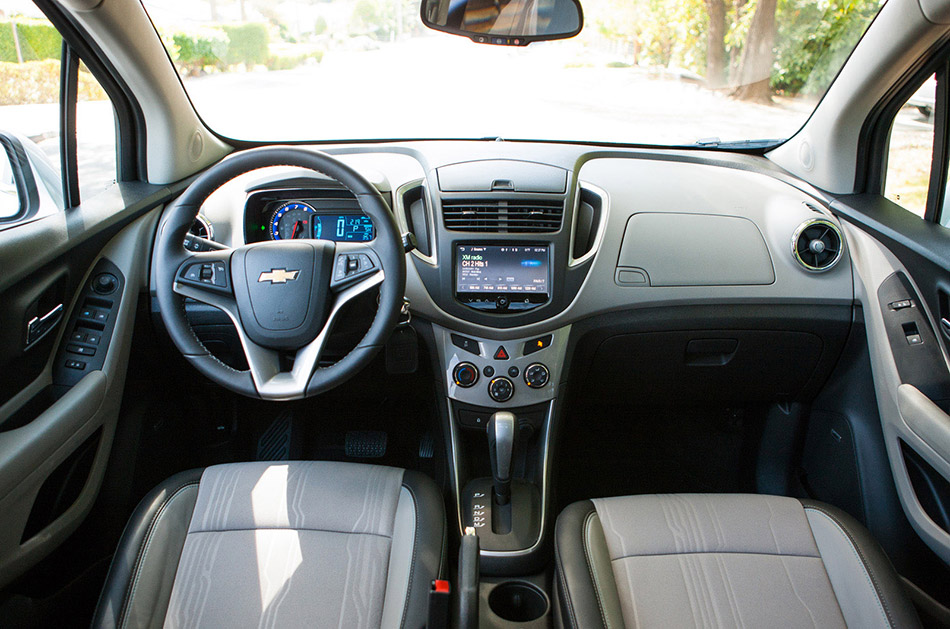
top-left (691, 137), bottom-right (782, 149)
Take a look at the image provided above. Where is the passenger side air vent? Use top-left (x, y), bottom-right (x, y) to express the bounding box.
top-left (792, 218), bottom-right (843, 272)
top-left (442, 199), bottom-right (564, 233)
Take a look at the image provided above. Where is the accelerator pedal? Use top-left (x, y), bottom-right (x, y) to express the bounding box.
top-left (345, 430), bottom-right (387, 458)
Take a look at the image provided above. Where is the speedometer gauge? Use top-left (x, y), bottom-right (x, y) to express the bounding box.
top-left (270, 202), bottom-right (315, 240)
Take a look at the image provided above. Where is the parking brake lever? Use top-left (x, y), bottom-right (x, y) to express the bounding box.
top-left (457, 526), bottom-right (479, 629)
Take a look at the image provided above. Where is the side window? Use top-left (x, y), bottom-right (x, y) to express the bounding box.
top-left (77, 62), bottom-right (117, 200)
top-left (0, 10), bottom-right (119, 220)
top-left (884, 74), bottom-right (935, 219)
top-left (0, 12), bottom-right (64, 216)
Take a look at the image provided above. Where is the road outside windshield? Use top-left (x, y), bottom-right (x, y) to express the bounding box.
top-left (142, 0), bottom-right (884, 146)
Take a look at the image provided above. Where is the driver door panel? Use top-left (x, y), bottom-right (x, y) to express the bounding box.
top-left (0, 208), bottom-right (160, 588)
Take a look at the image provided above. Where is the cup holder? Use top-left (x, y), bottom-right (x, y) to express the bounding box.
top-left (488, 581), bottom-right (549, 623)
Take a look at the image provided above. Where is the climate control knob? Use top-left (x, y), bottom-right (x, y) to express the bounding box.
top-left (524, 363), bottom-right (550, 389)
top-left (488, 377), bottom-right (514, 402)
top-left (453, 362), bottom-right (479, 388)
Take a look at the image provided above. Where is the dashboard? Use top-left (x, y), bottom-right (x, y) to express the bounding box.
top-left (188, 141), bottom-right (853, 410)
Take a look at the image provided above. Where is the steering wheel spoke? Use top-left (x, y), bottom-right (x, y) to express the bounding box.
top-left (242, 268), bottom-right (385, 400)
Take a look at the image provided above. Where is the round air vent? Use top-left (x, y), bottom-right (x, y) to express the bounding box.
top-left (791, 218), bottom-right (843, 272)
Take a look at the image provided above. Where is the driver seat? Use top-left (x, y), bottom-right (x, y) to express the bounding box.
top-left (93, 461), bottom-right (446, 628)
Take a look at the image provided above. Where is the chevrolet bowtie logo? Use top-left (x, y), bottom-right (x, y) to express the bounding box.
top-left (258, 268), bottom-right (300, 284)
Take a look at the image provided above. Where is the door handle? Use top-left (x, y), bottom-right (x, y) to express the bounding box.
top-left (25, 303), bottom-right (63, 350)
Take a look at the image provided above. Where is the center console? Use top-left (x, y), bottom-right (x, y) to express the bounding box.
top-left (392, 160), bottom-right (605, 624)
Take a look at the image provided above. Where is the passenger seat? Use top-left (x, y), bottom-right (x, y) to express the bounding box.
top-left (554, 494), bottom-right (920, 628)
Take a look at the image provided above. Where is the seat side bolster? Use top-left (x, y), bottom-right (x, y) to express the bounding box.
top-left (555, 500), bottom-right (623, 629)
top-left (93, 468), bottom-right (204, 629)
top-left (387, 469), bottom-right (446, 629)
top-left (802, 500), bottom-right (921, 629)
top-left (584, 511), bottom-right (626, 629)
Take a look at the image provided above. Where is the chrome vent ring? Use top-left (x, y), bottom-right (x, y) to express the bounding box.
top-left (791, 218), bottom-right (843, 272)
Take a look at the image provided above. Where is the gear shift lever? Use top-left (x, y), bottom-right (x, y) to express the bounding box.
top-left (487, 411), bottom-right (517, 506)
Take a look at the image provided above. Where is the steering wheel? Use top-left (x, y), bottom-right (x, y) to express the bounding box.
top-left (154, 146), bottom-right (406, 401)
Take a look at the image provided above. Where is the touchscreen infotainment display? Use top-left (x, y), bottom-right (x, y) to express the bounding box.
top-left (456, 245), bottom-right (549, 311)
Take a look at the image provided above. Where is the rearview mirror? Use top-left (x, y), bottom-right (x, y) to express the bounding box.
top-left (421, 0), bottom-right (583, 46)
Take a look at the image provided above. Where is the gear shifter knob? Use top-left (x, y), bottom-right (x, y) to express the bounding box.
top-left (487, 411), bottom-right (517, 506)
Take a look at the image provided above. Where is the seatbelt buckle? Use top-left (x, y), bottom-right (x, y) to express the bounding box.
top-left (427, 579), bottom-right (451, 629)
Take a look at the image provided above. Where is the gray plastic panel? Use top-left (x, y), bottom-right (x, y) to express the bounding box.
top-left (437, 160), bottom-right (567, 193)
top-left (617, 213), bottom-right (775, 286)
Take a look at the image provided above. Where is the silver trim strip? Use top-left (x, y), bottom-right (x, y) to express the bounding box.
top-left (791, 217), bottom-right (844, 273)
top-left (567, 181), bottom-right (610, 268)
top-left (393, 178), bottom-right (438, 267)
top-left (446, 398), bottom-right (556, 557)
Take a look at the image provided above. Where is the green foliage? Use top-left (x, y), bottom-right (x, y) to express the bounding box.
top-left (172, 27), bottom-right (228, 75)
top-left (222, 23), bottom-right (269, 66)
top-left (592, 0), bottom-right (880, 97)
top-left (266, 50), bottom-right (323, 71)
top-left (350, 0), bottom-right (421, 41)
top-left (594, 0), bottom-right (706, 70)
top-left (314, 16), bottom-right (329, 36)
top-left (0, 19), bottom-right (62, 63)
top-left (0, 59), bottom-right (106, 105)
top-left (772, 0), bottom-right (881, 94)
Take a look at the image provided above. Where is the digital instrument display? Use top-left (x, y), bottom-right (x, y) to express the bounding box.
top-left (311, 214), bottom-right (374, 241)
top-left (455, 245), bottom-right (549, 311)
top-left (269, 202), bottom-right (374, 242)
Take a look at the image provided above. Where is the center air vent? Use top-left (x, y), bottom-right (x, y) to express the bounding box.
top-left (792, 218), bottom-right (843, 272)
top-left (442, 199), bottom-right (564, 233)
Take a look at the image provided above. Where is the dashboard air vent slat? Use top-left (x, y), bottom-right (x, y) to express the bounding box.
top-left (442, 199), bottom-right (564, 233)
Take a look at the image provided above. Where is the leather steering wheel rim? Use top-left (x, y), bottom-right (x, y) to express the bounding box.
top-left (154, 146), bottom-right (406, 400)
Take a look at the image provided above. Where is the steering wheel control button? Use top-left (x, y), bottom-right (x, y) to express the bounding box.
top-left (508, 366), bottom-right (520, 378)
top-left (493, 346), bottom-right (510, 360)
top-left (180, 262), bottom-right (229, 289)
top-left (523, 335), bottom-right (553, 356)
top-left (483, 365), bottom-right (495, 377)
top-left (333, 252), bottom-right (376, 283)
top-left (451, 333), bottom-right (481, 356)
top-left (92, 273), bottom-right (118, 294)
top-left (453, 362), bottom-right (479, 388)
top-left (524, 363), bottom-right (550, 388)
top-left (488, 377), bottom-right (514, 402)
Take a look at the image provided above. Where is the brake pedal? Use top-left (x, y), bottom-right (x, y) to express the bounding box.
top-left (345, 430), bottom-right (387, 458)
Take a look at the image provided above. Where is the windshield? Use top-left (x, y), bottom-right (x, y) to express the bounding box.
top-left (143, 0), bottom-right (883, 146)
